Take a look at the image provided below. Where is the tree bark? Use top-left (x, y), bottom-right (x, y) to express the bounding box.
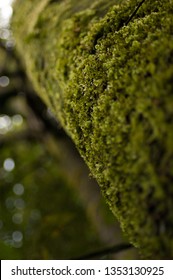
top-left (12, 0), bottom-right (173, 259)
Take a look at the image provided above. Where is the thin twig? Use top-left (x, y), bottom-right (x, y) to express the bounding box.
top-left (125, 0), bottom-right (147, 26)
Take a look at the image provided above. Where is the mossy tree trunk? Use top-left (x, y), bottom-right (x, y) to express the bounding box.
top-left (12, 0), bottom-right (173, 259)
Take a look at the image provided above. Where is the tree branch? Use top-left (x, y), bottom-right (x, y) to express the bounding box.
top-left (75, 243), bottom-right (133, 260)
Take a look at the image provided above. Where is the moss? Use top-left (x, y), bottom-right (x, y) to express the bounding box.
top-left (12, 0), bottom-right (173, 258)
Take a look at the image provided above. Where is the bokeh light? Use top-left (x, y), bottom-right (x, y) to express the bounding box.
top-left (0, 76), bottom-right (10, 87)
top-left (12, 231), bottom-right (23, 243)
top-left (3, 158), bottom-right (15, 172)
top-left (0, 114), bottom-right (23, 134)
top-left (0, 115), bottom-right (12, 134)
top-left (13, 184), bottom-right (24, 196)
top-left (12, 213), bottom-right (23, 224)
top-left (12, 115), bottom-right (23, 127)
top-left (0, 0), bottom-right (14, 27)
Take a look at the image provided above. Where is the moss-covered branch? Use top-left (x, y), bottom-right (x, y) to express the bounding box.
top-left (12, 0), bottom-right (173, 259)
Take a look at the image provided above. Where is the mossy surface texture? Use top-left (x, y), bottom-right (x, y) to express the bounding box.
top-left (12, 0), bottom-right (173, 258)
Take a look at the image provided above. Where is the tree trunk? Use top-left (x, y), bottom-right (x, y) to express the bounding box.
top-left (12, 0), bottom-right (173, 259)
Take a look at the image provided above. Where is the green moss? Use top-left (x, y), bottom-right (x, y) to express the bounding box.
top-left (12, 0), bottom-right (173, 258)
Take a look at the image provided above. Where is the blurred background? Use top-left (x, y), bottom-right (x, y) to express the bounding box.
top-left (0, 0), bottom-right (138, 259)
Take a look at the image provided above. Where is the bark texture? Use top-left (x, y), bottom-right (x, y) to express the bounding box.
top-left (12, 0), bottom-right (173, 258)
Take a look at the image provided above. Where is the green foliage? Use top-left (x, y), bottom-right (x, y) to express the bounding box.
top-left (12, 0), bottom-right (173, 258)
